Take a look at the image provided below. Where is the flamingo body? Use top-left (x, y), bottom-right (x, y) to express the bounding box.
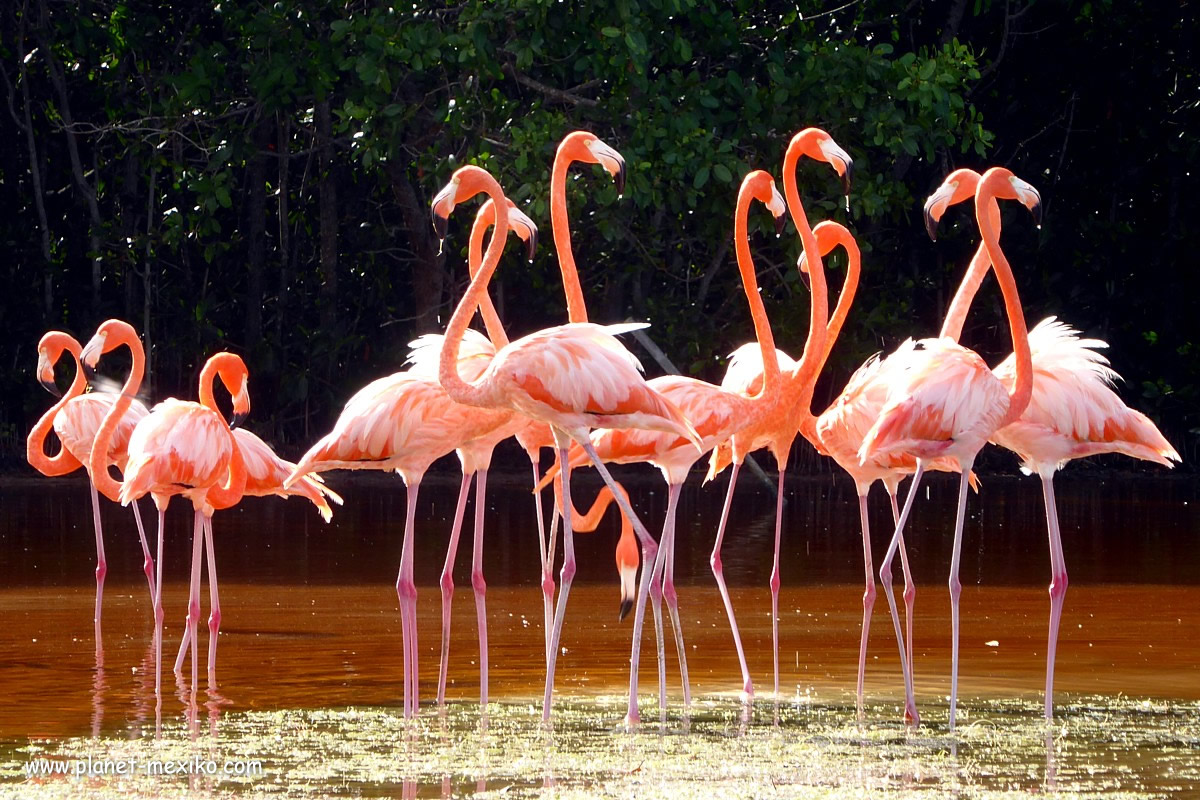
top-left (54, 392), bottom-right (149, 473)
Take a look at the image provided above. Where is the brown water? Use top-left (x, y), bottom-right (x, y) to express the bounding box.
top-left (1, 470), bottom-right (1198, 797)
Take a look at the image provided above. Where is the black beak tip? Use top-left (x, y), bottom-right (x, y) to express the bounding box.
top-left (81, 362), bottom-right (98, 383)
top-left (432, 211), bottom-right (448, 243)
top-left (841, 160), bottom-right (854, 196)
top-left (230, 410), bottom-right (248, 431)
top-left (39, 377), bottom-right (62, 398)
top-left (1031, 200), bottom-right (1043, 228)
top-left (526, 229), bottom-right (538, 263)
top-left (799, 269), bottom-right (811, 292)
top-left (924, 210), bottom-right (939, 242)
top-left (614, 163), bottom-right (626, 198)
top-left (619, 599), bottom-right (633, 622)
top-left (774, 213), bottom-right (786, 237)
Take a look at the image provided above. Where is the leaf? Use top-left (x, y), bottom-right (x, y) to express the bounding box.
top-left (693, 166), bottom-right (710, 189)
top-left (712, 163), bottom-right (732, 183)
top-left (601, 26), bottom-right (621, 38)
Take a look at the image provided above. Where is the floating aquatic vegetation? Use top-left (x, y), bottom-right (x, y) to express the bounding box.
top-left (2, 694), bottom-right (1197, 798)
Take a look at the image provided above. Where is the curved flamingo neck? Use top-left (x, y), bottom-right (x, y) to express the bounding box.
top-left (550, 143), bottom-right (589, 323)
top-left (439, 170), bottom-right (510, 407)
top-left (733, 181), bottom-right (782, 396)
top-left (199, 355), bottom-right (248, 510)
top-left (781, 146), bottom-right (830, 388)
top-left (27, 335), bottom-right (86, 476)
top-left (88, 326), bottom-right (146, 501)
top-left (817, 231), bottom-right (861, 377)
top-left (976, 177), bottom-right (1032, 426)
top-left (198, 358), bottom-right (221, 413)
top-left (560, 483), bottom-right (614, 531)
top-left (939, 240), bottom-right (993, 342)
top-left (468, 206), bottom-right (511, 348)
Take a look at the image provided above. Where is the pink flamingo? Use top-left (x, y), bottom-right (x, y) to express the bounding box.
top-left (704, 128), bottom-right (852, 697)
top-left (172, 426), bottom-right (343, 671)
top-left (536, 169), bottom-right (793, 712)
top-left (925, 168), bottom-right (1180, 719)
top-left (550, 480), bottom-right (641, 616)
top-left (860, 167), bottom-right (1041, 728)
top-left (85, 320), bottom-right (249, 695)
top-left (283, 202), bottom-right (537, 716)
top-left (431, 164), bottom-right (701, 724)
top-left (26, 330), bottom-right (155, 647)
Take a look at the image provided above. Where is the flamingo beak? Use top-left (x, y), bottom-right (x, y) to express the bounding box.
top-left (430, 179), bottom-right (459, 248)
top-left (588, 138), bottom-right (626, 197)
top-left (37, 358), bottom-right (61, 397)
top-left (796, 252), bottom-right (812, 291)
top-left (1012, 177), bottom-right (1044, 228)
top-left (509, 206), bottom-right (539, 262)
top-left (767, 185), bottom-right (787, 237)
top-left (618, 563), bottom-right (637, 621)
top-left (230, 380), bottom-right (251, 430)
top-left (923, 183), bottom-right (955, 242)
top-left (79, 332), bottom-right (106, 382)
top-left (230, 410), bottom-right (248, 430)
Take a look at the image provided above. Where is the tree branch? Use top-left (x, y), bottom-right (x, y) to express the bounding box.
top-left (503, 63), bottom-right (599, 107)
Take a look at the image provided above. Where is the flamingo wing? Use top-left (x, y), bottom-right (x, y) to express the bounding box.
top-left (56, 392), bottom-right (150, 470)
top-left (120, 399), bottom-right (233, 505)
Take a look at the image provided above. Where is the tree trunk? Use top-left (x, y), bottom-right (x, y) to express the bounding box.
top-left (245, 116), bottom-right (270, 348)
top-left (386, 161), bottom-right (446, 334)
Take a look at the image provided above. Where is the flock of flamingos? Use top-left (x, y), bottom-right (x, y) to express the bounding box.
top-left (26, 127), bottom-right (1179, 733)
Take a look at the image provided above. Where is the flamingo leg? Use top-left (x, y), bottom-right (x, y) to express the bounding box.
top-left (397, 479), bottom-right (421, 718)
top-left (472, 469), bottom-right (490, 709)
top-left (543, 447), bottom-right (575, 722)
top-left (530, 459), bottom-right (555, 668)
top-left (203, 515), bottom-right (220, 676)
top-left (153, 506), bottom-right (165, 697)
top-left (1041, 472), bottom-right (1068, 720)
top-left (89, 483), bottom-right (107, 650)
top-left (709, 462), bottom-right (753, 698)
top-left (888, 489), bottom-right (917, 679)
top-left (646, 517), bottom-right (669, 715)
top-left (130, 498), bottom-right (156, 604)
top-left (436, 471), bottom-right (474, 706)
top-left (946, 462), bottom-right (973, 731)
top-left (662, 482), bottom-right (691, 707)
top-left (769, 467), bottom-right (785, 697)
top-left (184, 510), bottom-right (204, 694)
top-left (544, 510), bottom-right (560, 668)
top-left (879, 460), bottom-right (924, 725)
top-left (568, 443), bottom-right (660, 727)
top-left (855, 492), bottom-right (876, 720)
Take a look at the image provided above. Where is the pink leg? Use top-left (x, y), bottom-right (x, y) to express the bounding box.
top-left (89, 483), bottom-right (107, 650)
top-left (543, 447), bottom-right (576, 722)
top-left (888, 489), bottom-right (917, 678)
top-left (855, 492), bottom-right (876, 719)
top-left (878, 461), bottom-right (924, 724)
top-left (709, 463), bottom-right (753, 698)
top-left (472, 470), bottom-right (489, 708)
top-left (1041, 473), bottom-right (1068, 720)
top-left (397, 479), bottom-right (421, 718)
top-left (661, 483), bottom-right (690, 707)
top-left (645, 513), bottom-right (669, 715)
top-left (530, 459), bottom-right (555, 668)
top-left (436, 472), bottom-right (474, 706)
top-left (203, 515), bottom-right (220, 676)
top-left (153, 507), bottom-right (165, 697)
top-left (185, 510), bottom-right (204, 694)
top-left (543, 510), bottom-right (560, 667)
top-left (130, 498), bottom-right (156, 605)
top-left (769, 468), bottom-right (785, 696)
top-left (946, 464), bottom-right (973, 731)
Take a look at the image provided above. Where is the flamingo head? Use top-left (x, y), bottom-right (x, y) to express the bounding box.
top-left (796, 220), bottom-right (856, 292)
top-left (924, 168), bottom-right (982, 241)
top-left (36, 331), bottom-right (78, 397)
top-left (476, 198), bottom-right (538, 262)
top-left (430, 165), bottom-right (507, 248)
top-left (561, 131), bottom-right (627, 196)
top-left (978, 167), bottom-right (1043, 228)
top-left (788, 128), bottom-right (854, 197)
top-left (206, 352), bottom-right (251, 429)
top-left (615, 515), bottom-right (639, 622)
top-left (507, 201), bottom-right (539, 262)
top-left (742, 170), bottom-right (788, 237)
top-left (80, 319), bottom-right (139, 383)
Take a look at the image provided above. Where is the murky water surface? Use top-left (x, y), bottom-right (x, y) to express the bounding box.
top-left (1, 471), bottom-right (1197, 796)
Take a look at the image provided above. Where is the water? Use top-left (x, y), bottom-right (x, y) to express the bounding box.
top-left (1, 469), bottom-right (1197, 796)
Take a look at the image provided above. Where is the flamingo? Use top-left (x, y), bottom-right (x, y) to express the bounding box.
top-left (535, 169), bottom-right (792, 711)
top-left (171, 427), bottom-right (344, 671)
top-left (924, 168), bottom-right (1180, 719)
top-left (703, 128), bottom-right (852, 697)
top-left (860, 166), bottom-right (1041, 728)
top-left (430, 164), bottom-right (701, 725)
top-left (283, 201), bottom-right (537, 717)
top-left (84, 320), bottom-right (249, 695)
top-left (26, 330), bottom-right (155, 647)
